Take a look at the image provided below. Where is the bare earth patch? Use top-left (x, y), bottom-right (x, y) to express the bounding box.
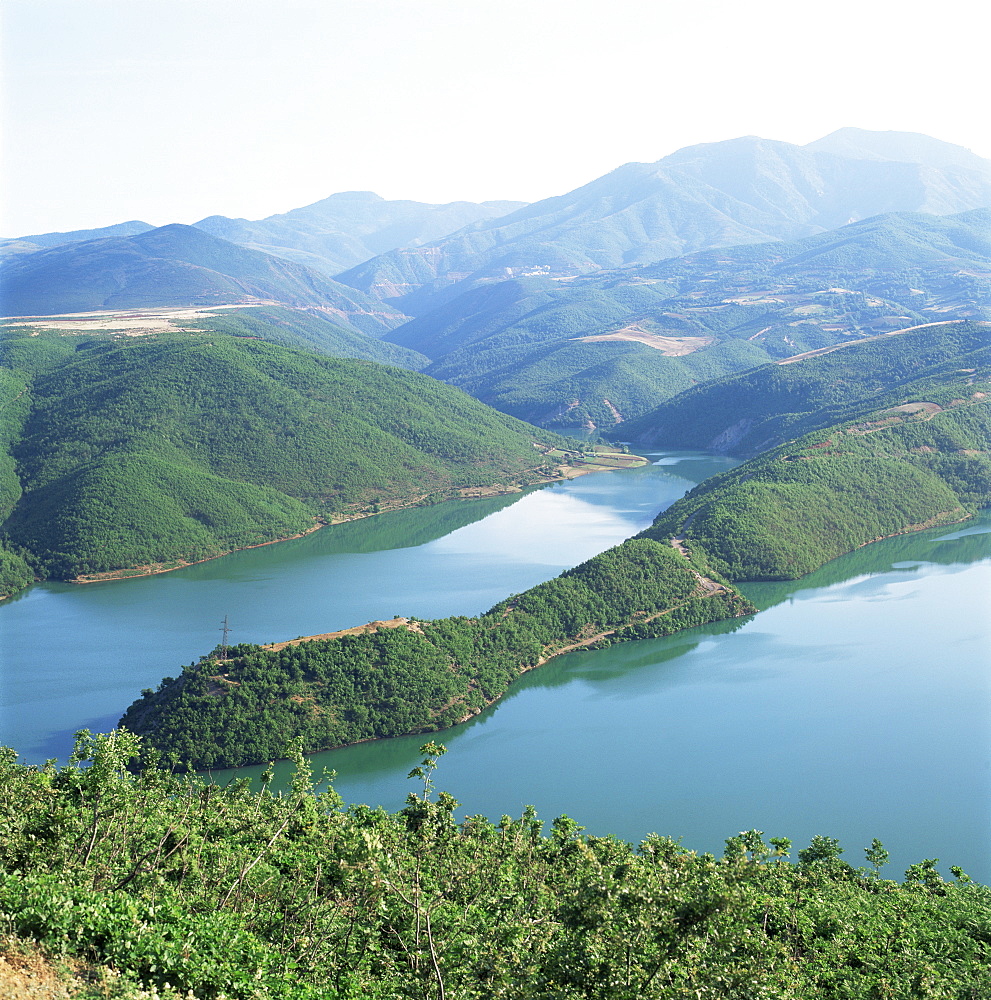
top-left (263, 617), bottom-right (424, 652)
top-left (885, 402), bottom-right (943, 416)
top-left (2, 303), bottom-right (277, 336)
top-left (573, 324), bottom-right (714, 355)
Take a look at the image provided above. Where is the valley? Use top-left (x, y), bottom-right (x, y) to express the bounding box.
top-left (1, 125), bottom-right (990, 998)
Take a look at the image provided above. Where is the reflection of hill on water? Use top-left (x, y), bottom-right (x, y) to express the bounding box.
top-left (504, 614), bottom-right (756, 696)
top-left (307, 492), bottom-right (531, 556)
top-left (739, 511), bottom-right (991, 611)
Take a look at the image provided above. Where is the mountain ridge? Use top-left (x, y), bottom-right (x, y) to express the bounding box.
top-left (336, 130), bottom-right (991, 313)
top-left (0, 224), bottom-right (410, 335)
top-left (380, 209), bottom-right (991, 429)
top-left (191, 190), bottom-right (528, 277)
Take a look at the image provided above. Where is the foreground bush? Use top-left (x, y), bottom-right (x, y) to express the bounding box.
top-left (1, 732), bottom-right (988, 999)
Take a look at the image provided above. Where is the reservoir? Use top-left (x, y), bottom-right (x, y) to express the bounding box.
top-left (2, 453), bottom-right (989, 883)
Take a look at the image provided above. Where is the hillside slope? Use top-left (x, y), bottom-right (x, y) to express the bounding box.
top-left (384, 211), bottom-right (991, 428)
top-left (194, 190), bottom-right (526, 276)
top-left (3, 738), bottom-right (987, 1000)
top-left (639, 339), bottom-right (991, 580)
top-left (0, 225), bottom-right (409, 335)
top-left (620, 320), bottom-right (991, 455)
top-left (183, 304), bottom-right (429, 369)
top-left (0, 332), bottom-right (569, 592)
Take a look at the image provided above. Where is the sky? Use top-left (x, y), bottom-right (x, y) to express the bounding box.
top-left (2, 0), bottom-right (988, 237)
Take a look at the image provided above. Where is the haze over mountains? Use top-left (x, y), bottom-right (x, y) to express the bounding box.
top-left (0, 224), bottom-right (409, 335)
top-left (192, 191), bottom-right (527, 277)
top-left (337, 128), bottom-right (991, 313)
top-left (2, 128), bottom-right (989, 431)
top-left (385, 208), bottom-right (991, 427)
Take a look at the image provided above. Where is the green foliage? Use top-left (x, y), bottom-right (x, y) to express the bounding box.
top-left (644, 356), bottom-right (991, 580)
top-left (186, 304), bottom-right (429, 369)
top-left (380, 213), bottom-right (991, 429)
top-left (1, 332), bottom-right (566, 586)
top-left (0, 543), bottom-right (36, 598)
top-left (1, 735), bottom-right (989, 999)
top-left (621, 320), bottom-right (991, 454)
top-left (123, 536), bottom-right (754, 769)
top-left (432, 333), bottom-right (769, 430)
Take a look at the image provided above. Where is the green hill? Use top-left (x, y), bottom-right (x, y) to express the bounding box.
top-left (640, 350), bottom-right (991, 580)
top-left (183, 304), bottom-right (429, 369)
top-left (120, 536), bottom-right (753, 769)
top-left (620, 320), bottom-right (991, 455)
top-left (383, 211), bottom-right (991, 429)
top-left (0, 331), bottom-right (571, 594)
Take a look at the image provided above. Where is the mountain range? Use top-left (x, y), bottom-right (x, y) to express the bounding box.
top-left (191, 191), bottom-right (526, 276)
top-left (382, 208), bottom-right (991, 427)
top-left (335, 128), bottom-right (991, 314)
top-left (0, 224), bottom-right (408, 335)
top-left (2, 128), bottom-right (989, 431)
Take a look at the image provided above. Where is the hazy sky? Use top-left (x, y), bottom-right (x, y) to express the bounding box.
top-left (3, 0), bottom-right (988, 236)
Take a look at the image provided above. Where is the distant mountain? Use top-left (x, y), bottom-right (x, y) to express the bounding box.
top-left (381, 209), bottom-right (991, 428)
top-left (805, 128), bottom-right (989, 172)
top-left (337, 131), bottom-right (991, 314)
top-left (0, 220), bottom-right (155, 258)
top-left (0, 224), bottom-right (409, 334)
top-left (193, 191), bottom-right (527, 276)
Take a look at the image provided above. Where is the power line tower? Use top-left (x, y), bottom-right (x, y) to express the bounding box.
top-left (219, 615), bottom-right (232, 661)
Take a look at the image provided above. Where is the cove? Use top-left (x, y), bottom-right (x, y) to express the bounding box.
top-left (2, 455), bottom-right (988, 884)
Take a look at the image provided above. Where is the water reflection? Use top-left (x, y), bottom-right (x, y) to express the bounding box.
top-left (2, 453), bottom-right (718, 763)
top-left (741, 511), bottom-right (991, 610)
top-left (214, 511), bottom-right (991, 884)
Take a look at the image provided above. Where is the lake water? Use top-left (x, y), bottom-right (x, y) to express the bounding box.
top-left (2, 453), bottom-right (989, 882)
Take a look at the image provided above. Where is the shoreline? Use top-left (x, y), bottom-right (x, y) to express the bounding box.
top-left (200, 581), bottom-right (750, 772)
top-left (196, 508), bottom-right (985, 768)
top-left (66, 452), bottom-right (647, 586)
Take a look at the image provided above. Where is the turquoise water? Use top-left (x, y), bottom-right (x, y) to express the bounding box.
top-left (2, 455), bottom-right (988, 882)
top-left (1, 452), bottom-right (734, 763)
top-left (215, 513), bottom-right (991, 883)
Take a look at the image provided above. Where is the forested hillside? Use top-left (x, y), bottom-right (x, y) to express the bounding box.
top-left (0, 331), bottom-right (571, 595)
top-left (621, 320), bottom-right (991, 454)
top-left (643, 360), bottom-right (991, 580)
top-left (184, 304), bottom-right (429, 369)
top-left (111, 320), bottom-right (991, 766)
top-left (121, 537), bottom-right (754, 768)
top-left (383, 211), bottom-right (991, 428)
